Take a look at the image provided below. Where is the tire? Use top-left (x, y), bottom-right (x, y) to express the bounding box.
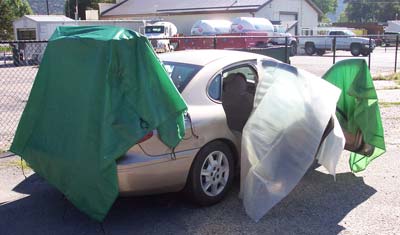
top-left (290, 41), bottom-right (297, 56)
top-left (185, 141), bottom-right (235, 206)
top-left (316, 49), bottom-right (326, 56)
top-left (350, 44), bottom-right (362, 56)
top-left (361, 49), bottom-right (370, 56)
top-left (255, 41), bottom-right (267, 48)
top-left (305, 42), bottom-right (316, 56)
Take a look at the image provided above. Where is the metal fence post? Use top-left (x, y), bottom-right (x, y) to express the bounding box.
top-left (368, 36), bottom-right (371, 70)
top-left (395, 34), bottom-right (399, 73)
top-left (333, 36), bottom-right (336, 64)
top-left (285, 36), bottom-right (288, 63)
top-left (213, 36), bottom-right (217, 49)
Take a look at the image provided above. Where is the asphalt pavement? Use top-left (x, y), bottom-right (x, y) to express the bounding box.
top-left (1, 49), bottom-right (400, 235)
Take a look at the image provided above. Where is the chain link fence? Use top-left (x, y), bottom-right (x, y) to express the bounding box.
top-left (0, 36), bottom-right (399, 152)
top-left (0, 41), bottom-right (47, 152)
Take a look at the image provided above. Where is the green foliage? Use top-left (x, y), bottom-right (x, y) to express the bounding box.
top-left (344, 0), bottom-right (400, 22)
top-left (338, 11), bottom-right (348, 23)
top-left (65, 0), bottom-right (115, 20)
top-left (313, 0), bottom-right (338, 14)
top-left (0, 0), bottom-right (32, 40)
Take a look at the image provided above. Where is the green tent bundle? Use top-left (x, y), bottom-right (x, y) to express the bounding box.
top-left (323, 59), bottom-right (385, 172)
top-left (11, 26), bottom-right (187, 221)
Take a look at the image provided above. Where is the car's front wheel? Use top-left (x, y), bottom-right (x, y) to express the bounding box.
top-left (185, 141), bottom-right (234, 206)
top-left (350, 44), bottom-right (362, 56)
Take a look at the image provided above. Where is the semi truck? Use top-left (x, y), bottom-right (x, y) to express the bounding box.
top-left (144, 21), bottom-right (178, 52)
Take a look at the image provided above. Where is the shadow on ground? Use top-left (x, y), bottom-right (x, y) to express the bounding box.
top-left (0, 169), bottom-right (376, 235)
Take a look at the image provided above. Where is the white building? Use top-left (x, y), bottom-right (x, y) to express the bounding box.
top-left (13, 15), bottom-right (75, 41)
top-left (99, 0), bottom-right (323, 35)
top-left (13, 15), bottom-right (148, 41)
top-left (12, 15), bottom-right (150, 62)
top-left (385, 21), bottom-right (400, 33)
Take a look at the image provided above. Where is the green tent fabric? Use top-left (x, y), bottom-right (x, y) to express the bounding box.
top-left (10, 26), bottom-right (187, 221)
top-left (323, 59), bottom-right (385, 172)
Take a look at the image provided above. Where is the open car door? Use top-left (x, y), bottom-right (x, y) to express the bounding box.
top-left (240, 58), bottom-right (385, 222)
top-left (240, 59), bottom-right (345, 221)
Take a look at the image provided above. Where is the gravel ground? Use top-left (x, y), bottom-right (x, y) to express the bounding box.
top-left (292, 47), bottom-right (399, 77)
top-left (1, 48), bottom-right (400, 234)
top-left (0, 82), bottom-right (399, 235)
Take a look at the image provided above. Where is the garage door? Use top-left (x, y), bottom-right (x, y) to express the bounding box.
top-left (279, 13), bottom-right (298, 35)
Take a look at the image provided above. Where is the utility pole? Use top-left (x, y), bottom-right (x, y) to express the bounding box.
top-left (75, 0), bottom-right (78, 20)
top-left (46, 0), bottom-right (49, 15)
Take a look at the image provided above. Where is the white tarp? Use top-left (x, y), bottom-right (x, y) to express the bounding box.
top-left (240, 60), bottom-right (345, 222)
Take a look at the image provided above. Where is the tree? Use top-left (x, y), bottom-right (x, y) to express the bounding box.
top-left (313, 0), bottom-right (338, 14)
top-left (0, 0), bottom-right (33, 40)
top-left (344, 0), bottom-right (400, 22)
top-left (65, 0), bottom-right (115, 20)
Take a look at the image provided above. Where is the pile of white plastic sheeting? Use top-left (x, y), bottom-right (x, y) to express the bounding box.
top-left (240, 60), bottom-right (345, 222)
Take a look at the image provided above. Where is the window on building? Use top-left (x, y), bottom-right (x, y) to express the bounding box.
top-left (17, 29), bottom-right (36, 40)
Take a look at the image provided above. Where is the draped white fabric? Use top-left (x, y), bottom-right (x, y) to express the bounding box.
top-left (240, 60), bottom-right (344, 222)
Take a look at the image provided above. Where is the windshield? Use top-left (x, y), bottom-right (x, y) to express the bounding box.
top-left (344, 30), bottom-right (356, 36)
top-left (163, 61), bottom-right (203, 92)
top-left (145, 26), bottom-right (165, 34)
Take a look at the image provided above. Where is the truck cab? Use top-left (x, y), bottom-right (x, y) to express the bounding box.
top-left (145, 22), bottom-right (177, 52)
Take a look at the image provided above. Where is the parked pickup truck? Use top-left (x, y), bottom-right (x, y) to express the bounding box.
top-left (299, 29), bottom-right (375, 56)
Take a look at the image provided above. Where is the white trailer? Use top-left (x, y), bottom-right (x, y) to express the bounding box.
top-left (230, 17), bottom-right (274, 33)
top-left (190, 20), bottom-right (232, 35)
top-left (230, 17), bottom-right (297, 55)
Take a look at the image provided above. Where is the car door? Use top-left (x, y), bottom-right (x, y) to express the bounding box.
top-left (207, 61), bottom-right (258, 134)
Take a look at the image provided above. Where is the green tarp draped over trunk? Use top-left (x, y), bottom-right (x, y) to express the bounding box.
top-left (323, 59), bottom-right (385, 172)
top-left (10, 26), bottom-right (187, 221)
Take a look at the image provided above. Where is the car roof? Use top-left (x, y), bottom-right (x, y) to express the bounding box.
top-left (158, 49), bottom-right (266, 66)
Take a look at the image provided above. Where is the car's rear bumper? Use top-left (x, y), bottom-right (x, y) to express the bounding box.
top-left (117, 147), bottom-right (199, 196)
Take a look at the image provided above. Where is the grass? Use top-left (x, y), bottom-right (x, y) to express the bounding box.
top-left (0, 46), bottom-right (11, 53)
top-left (4, 158), bottom-right (31, 170)
top-left (379, 101), bottom-right (400, 108)
top-left (374, 73), bottom-right (400, 81)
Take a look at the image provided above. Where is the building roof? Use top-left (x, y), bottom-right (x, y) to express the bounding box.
top-left (23, 15), bottom-right (74, 22)
top-left (102, 0), bottom-right (323, 17)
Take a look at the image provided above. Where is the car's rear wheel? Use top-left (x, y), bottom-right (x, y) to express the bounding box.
top-left (316, 49), bottom-right (326, 56)
top-left (290, 41), bottom-right (297, 56)
top-left (305, 42), bottom-right (316, 55)
top-left (185, 141), bottom-right (234, 206)
top-left (361, 49), bottom-right (370, 56)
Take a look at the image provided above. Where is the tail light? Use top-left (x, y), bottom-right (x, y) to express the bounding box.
top-left (138, 131), bottom-right (154, 143)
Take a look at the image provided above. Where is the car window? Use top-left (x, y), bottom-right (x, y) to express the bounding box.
top-left (222, 66), bottom-right (257, 83)
top-left (163, 61), bottom-right (202, 92)
top-left (208, 64), bottom-right (257, 102)
top-left (208, 74), bottom-right (222, 100)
